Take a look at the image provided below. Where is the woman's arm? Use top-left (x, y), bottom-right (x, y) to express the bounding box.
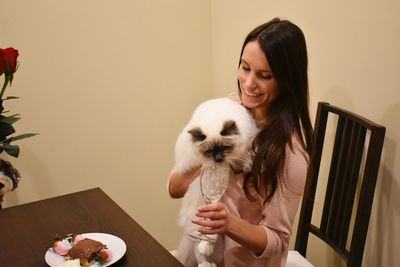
top-left (167, 167), bottom-right (201, 198)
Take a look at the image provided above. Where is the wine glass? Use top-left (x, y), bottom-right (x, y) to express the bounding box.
top-left (200, 164), bottom-right (231, 204)
top-left (189, 164), bottom-right (231, 242)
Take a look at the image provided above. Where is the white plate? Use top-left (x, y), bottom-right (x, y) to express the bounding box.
top-left (45, 233), bottom-right (126, 267)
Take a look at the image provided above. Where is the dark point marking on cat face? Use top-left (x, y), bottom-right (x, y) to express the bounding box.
top-left (220, 120), bottom-right (239, 136)
top-left (188, 127), bottom-right (206, 142)
top-left (199, 139), bottom-right (235, 163)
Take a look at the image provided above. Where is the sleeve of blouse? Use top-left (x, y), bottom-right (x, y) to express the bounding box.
top-left (256, 142), bottom-right (309, 258)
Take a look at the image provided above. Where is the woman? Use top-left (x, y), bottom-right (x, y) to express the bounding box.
top-left (169, 18), bottom-right (313, 266)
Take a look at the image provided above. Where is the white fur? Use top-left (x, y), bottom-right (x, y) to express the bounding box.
top-left (173, 98), bottom-right (257, 266)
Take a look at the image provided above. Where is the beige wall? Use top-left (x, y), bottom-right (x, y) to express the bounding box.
top-left (1, 0), bottom-right (212, 250)
top-left (2, 0), bottom-right (400, 266)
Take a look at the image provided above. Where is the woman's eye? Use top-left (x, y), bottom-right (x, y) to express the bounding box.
top-left (260, 74), bottom-right (273, 80)
top-left (241, 65), bottom-right (250, 71)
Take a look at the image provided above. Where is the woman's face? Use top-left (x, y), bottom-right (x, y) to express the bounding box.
top-left (237, 40), bottom-right (279, 119)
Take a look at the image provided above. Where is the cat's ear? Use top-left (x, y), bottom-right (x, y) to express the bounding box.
top-left (188, 127), bottom-right (206, 142)
top-left (220, 120), bottom-right (239, 136)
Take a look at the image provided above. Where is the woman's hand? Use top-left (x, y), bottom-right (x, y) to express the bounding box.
top-left (192, 202), bottom-right (230, 234)
top-left (193, 201), bottom-right (268, 256)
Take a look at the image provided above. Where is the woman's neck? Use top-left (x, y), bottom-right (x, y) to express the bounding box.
top-left (252, 107), bottom-right (268, 128)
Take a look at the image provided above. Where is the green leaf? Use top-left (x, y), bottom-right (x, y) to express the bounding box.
top-left (4, 96), bottom-right (19, 100)
top-left (2, 143), bottom-right (20, 157)
top-left (5, 133), bottom-right (38, 143)
top-left (0, 121), bottom-right (15, 140)
top-left (0, 114), bottom-right (21, 125)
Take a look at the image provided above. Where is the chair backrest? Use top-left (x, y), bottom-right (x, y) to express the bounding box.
top-left (294, 102), bottom-right (385, 267)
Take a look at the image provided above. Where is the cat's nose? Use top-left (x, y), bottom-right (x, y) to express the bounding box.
top-left (213, 152), bottom-right (224, 162)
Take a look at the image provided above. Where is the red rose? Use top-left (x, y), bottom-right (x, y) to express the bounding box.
top-left (0, 49), bottom-right (4, 75)
top-left (2, 48), bottom-right (19, 74)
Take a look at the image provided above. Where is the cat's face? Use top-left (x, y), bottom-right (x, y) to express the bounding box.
top-left (174, 98), bottom-right (257, 174)
top-left (187, 119), bottom-right (251, 172)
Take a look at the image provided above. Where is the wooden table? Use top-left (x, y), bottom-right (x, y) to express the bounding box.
top-left (0, 187), bottom-right (183, 266)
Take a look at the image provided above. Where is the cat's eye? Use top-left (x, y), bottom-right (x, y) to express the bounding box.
top-left (220, 120), bottom-right (239, 136)
top-left (188, 128), bottom-right (206, 142)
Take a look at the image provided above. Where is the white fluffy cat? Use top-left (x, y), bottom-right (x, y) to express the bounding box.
top-left (172, 98), bottom-right (257, 267)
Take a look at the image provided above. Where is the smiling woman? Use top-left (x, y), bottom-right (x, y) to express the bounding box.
top-left (168, 17), bottom-right (313, 267)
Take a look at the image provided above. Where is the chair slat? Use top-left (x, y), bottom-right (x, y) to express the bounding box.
top-left (337, 124), bottom-right (366, 248)
top-left (319, 115), bottom-right (344, 234)
top-left (322, 116), bottom-right (351, 241)
top-left (331, 119), bottom-right (354, 244)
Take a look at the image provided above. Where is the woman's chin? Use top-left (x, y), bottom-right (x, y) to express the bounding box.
top-left (241, 98), bottom-right (261, 109)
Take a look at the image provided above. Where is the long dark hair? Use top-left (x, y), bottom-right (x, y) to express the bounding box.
top-left (238, 18), bottom-right (313, 202)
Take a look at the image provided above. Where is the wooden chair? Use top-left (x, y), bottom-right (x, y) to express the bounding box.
top-left (286, 102), bottom-right (385, 267)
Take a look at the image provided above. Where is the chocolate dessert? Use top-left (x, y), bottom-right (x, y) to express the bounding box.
top-left (67, 238), bottom-right (107, 266)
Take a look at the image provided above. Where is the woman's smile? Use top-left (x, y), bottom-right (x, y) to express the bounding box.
top-left (243, 90), bottom-right (262, 97)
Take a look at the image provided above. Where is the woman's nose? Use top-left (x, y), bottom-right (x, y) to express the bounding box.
top-left (244, 73), bottom-right (257, 89)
